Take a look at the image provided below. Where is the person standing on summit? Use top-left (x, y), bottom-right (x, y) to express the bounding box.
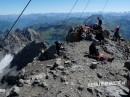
top-left (113, 25), bottom-right (120, 41)
top-left (97, 17), bottom-right (103, 30)
top-left (95, 17), bottom-right (104, 42)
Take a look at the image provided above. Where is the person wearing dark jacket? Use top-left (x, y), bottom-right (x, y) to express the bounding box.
top-left (55, 41), bottom-right (63, 56)
top-left (89, 41), bottom-right (114, 62)
top-left (113, 26), bottom-right (120, 41)
top-left (97, 17), bottom-right (102, 30)
top-left (89, 41), bottom-right (99, 57)
top-left (97, 17), bottom-right (102, 26)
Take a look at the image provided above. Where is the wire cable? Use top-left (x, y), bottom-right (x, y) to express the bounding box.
top-left (3, 0), bottom-right (32, 41)
top-left (61, 0), bottom-right (79, 41)
top-left (101, 0), bottom-right (109, 13)
top-left (63, 0), bottom-right (79, 23)
top-left (84, 0), bottom-right (109, 24)
top-left (79, 0), bottom-right (90, 18)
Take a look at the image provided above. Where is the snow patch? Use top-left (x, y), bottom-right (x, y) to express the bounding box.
top-left (0, 54), bottom-right (14, 73)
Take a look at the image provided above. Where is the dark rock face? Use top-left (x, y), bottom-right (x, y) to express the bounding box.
top-left (0, 28), bottom-right (45, 86)
top-left (10, 41), bottom-right (47, 70)
top-left (39, 45), bottom-right (57, 61)
top-left (124, 61), bottom-right (130, 70)
top-left (1, 41), bottom-right (47, 86)
top-left (7, 86), bottom-right (20, 97)
top-left (0, 28), bottom-right (42, 55)
top-left (66, 25), bottom-right (110, 43)
top-left (1, 73), bottom-right (19, 86)
top-left (0, 27), bottom-right (47, 87)
top-left (103, 30), bottom-right (110, 39)
top-left (66, 26), bottom-right (83, 42)
top-left (1, 68), bottom-right (25, 86)
top-left (22, 28), bottom-right (41, 41)
top-left (90, 62), bottom-right (98, 69)
top-left (66, 32), bottom-right (81, 42)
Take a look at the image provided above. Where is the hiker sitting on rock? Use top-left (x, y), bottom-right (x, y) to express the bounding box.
top-left (55, 41), bottom-right (64, 56)
top-left (89, 41), bottom-right (114, 62)
top-left (89, 40), bottom-right (99, 57)
top-left (113, 25), bottom-right (120, 41)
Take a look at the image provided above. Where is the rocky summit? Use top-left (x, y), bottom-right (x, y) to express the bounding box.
top-left (0, 26), bottom-right (130, 97)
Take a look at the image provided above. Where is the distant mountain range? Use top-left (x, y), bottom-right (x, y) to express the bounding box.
top-left (0, 13), bottom-right (130, 42)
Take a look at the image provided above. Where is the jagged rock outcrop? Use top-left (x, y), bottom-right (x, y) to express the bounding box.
top-left (39, 45), bottom-right (57, 61)
top-left (66, 25), bottom-right (110, 42)
top-left (10, 41), bottom-right (47, 70)
top-left (0, 28), bottom-right (42, 55)
top-left (22, 28), bottom-right (42, 41)
top-left (0, 23), bottom-right (130, 97)
top-left (7, 86), bottom-right (20, 97)
top-left (0, 39), bottom-right (129, 97)
top-left (124, 61), bottom-right (130, 70)
top-left (1, 41), bottom-right (47, 86)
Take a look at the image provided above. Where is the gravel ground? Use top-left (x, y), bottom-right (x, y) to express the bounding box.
top-left (0, 40), bottom-right (129, 97)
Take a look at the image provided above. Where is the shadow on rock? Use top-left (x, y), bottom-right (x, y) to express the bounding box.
top-left (10, 41), bottom-right (47, 70)
top-left (120, 94), bottom-right (129, 97)
top-left (39, 45), bottom-right (57, 61)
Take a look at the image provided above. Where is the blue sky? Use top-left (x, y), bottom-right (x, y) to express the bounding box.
top-left (0, 0), bottom-right (130, 15)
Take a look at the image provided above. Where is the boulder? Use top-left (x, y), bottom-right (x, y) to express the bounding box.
top-left (7, 86), bottom-right (20, 97)
top-left (61, 70), bottom-right (69, 75)
top-left (50, 58), bottom-right (62, 70)
top-left (87, 88), bottom-right (93, 94)
top-left (60, 76), bottom-right (67, 83)
top-left (31, 73), bottom-right (46, 80)
top-left (64, 60), bottom-right (72, 67)
top-left (55, 58), bottom-right (62, 65)
top-left (77, 85), bottom-right (84, 91)
top-left (24, 80), bottom-right (31, 85)
top-left (90, 62), bottom-right (98, 69)
top-left (32, 78), bottom-right (41, 86)
top-left (38, 81), bottom-right (48, 90)
top-left (97, 73), bottom-right (103, 78)
top-left (17, 79), bottom-right (24, 87)
top-left (57, 65), bottom-right (64, 71)
top-left (64, 60), bottom-right (71, 64)
top-left (0, 89), bottom-right (6, 94)
top-left (1, 73), bottom-right (19, 86)
top-left (49, 70), bottom-right (59, 79)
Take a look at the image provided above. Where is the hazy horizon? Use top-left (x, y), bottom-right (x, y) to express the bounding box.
top-left (0, 11), bottom-right (130, 16)
top-left (0, 0), bottom-right (130, 15)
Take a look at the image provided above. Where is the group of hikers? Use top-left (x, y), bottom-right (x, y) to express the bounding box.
top-left (66, 17), bottom-right (122, 63)
top-left (88, 17), bottom-right (121, 63)
top-left (53, 17), bottom-right (130, 96)
top-left (55, 17), bottom-right (122, 62)
top-left (97, 17), bottom-right (121, 42)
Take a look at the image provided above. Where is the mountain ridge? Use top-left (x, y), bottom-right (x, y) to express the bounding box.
top-left (0, 13), bottom-right (130, 41)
